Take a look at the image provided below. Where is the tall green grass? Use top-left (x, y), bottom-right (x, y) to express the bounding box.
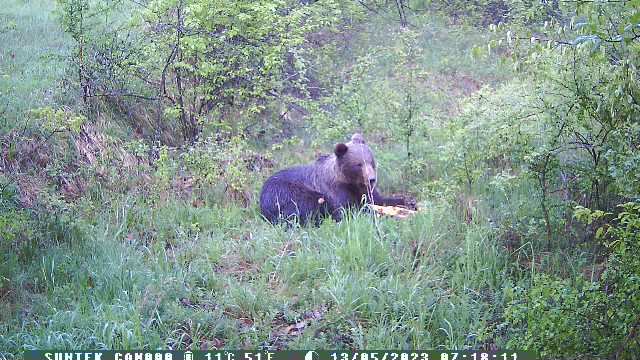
top-left (0, 0), bottom-right (69, 132)
top-left (2, 194), bottom-right (515, 353)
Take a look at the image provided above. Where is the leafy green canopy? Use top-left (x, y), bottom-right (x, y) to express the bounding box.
top-left (454, 1), bottom-right (640, 358)
top-left (56, 0), bottom-right (364, 142)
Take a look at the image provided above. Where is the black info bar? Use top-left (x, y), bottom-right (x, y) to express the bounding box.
top-left (24, 351), bottom-right (538, 360)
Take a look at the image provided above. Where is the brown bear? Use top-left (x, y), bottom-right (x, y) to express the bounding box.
top-left (259, 133), bottom-right (415, 225)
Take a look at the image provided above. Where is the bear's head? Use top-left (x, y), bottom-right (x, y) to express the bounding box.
top-left (334, 133), bottom-right (377, 190)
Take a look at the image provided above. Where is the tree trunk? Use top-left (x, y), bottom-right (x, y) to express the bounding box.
top-left (395, 0), bottom-right (407, 27)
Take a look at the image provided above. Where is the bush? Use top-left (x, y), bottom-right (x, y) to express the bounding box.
top-left (505, 202), bottom-right (640, 359)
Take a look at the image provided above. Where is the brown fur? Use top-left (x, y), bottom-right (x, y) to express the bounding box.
top-left (259, 133), bottom-right (415, 224)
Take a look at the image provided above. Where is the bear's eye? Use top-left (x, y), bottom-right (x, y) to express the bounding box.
top-left (356, 163), bottom-right (363, 167)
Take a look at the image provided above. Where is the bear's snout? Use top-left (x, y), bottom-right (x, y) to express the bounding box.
top-left (364, 165), bottom-right (376, 187)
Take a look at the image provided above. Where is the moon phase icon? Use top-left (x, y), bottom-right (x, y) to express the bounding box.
top-left (304, 351), bottom-right (319, 360)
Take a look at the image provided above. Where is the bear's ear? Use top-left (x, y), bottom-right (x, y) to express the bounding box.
top-left (351, 133), bottom-right (365, 144)
top-left (334, 143), bottom-right (348, 157)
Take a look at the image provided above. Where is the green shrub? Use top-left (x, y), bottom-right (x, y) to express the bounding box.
top-left (506, 202), bottom-right (640, 359)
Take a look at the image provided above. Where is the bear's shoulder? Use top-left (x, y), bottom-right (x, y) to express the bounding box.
top-left (315, 153), bottom-right (332, 163)
top-left (269, 165), bottom-right (313, 181)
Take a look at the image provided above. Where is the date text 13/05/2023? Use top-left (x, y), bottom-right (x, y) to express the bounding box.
top-left (204, 352), bottom-right (527, 360)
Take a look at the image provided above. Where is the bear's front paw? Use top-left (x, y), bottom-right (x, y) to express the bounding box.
top-left (402, 197), bottom-right (418, 211)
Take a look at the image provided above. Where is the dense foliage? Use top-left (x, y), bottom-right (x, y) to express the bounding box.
top-left (56, 0), bottom-right (364, 142)
top-left (449, 1), bottom-right (640, 357)
top-left (506, 203), bottom-right (640, 359)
